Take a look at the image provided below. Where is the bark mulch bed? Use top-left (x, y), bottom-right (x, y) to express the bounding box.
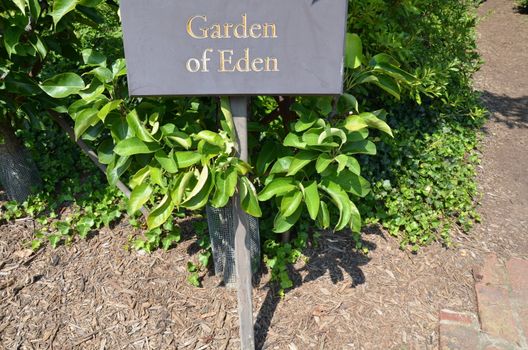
top-left (0, 219), bottom-right (482, 350)
top-left (2, 0), bottom-right (528, 349)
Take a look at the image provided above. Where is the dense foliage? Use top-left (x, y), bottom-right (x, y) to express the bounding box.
top-left (517, 0), bottom-right (528, 11)
top-left (0, 0), bottom-right (486, 291)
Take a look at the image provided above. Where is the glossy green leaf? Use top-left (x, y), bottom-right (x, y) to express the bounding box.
top-left (155, 150), bottom-right (178, 173)
top-left (318, 128), bottom-right (347, 146)
top-left (359, 112), bottom-right (393, 137)
top-left (4, 26), bottom-right (22, 57)
top-left (109, 115), bottom-right (132, 142)
top-left (74, 108), bottom-right (99, 139)
top-left (347, 129), bottom-right (369, 142)
top-left (172, 171), bottom-right (194, 206)
top-left (327, 169), bottom-right (371, 197)
top-left (341, 140), bottom-right (377, 155)
top-left (195, 130), bottom-right (224, 147)
top-left (97, 139), bottom-right (114, 165)
top-left (280, 189), bottom-right (302, 217)
top-left (51, 0), bottom-right (79, 26)
top-left (40, 73), bottom-right (85, 98)
top-left (240, 177), bottom-right (262, 217)
top-left (220, 97), bottom-right (236, 141)
top-left (114, 137), bottom-right (160, 156)
top-left (317, 201), bottom-right (330, 229)
top-left (319, 180), bottom-right (351, 231)
top-left (149, 166), bottom-right (164, 187)
top-left (347, 156), bottom-right (361, 175)
top-left (316, 153), bottom-right (333, 174)
top-left (337, 93), bottom-right (359, 114)
top-left (30, 35), bottom-right (47, 59)
top-left (269, 156), bottom-right (293, 175)
top-left (345, 115), bottom-right (368, 133)
top-left (345, 33), bottom-right (363, 69)
top-left (294, 110), bottom-right (318, 132)
top-left (273, 205), bottom-right (302, 233)
top-left (349, 200), bottom-right (362, 233)
top-left (127, 110), bottom-right (156, 142)
top-left (283, 133), bottom-right (307, 149)
top-left (106, 156), bottom-right (131, 186)
top-left (129, 166), bottom-right (150, 189)
top-left (182, 169), bottom-right (214, 210)
top-left (88, 67), bottom-right (113, 83)
top-left (174, 151), bottom-right (202, 169)
top-left (287, 151), bottom-right (318, 176)
top-left (258, 177), bottom-right (297, 201)
top-left (112, 59), bottom-right (127, 79)
top-left (370, 53), bottom-right (400, 67)
top-left (97, 100), bottom-right (122, 122)
top-left (79, 80), bottom-right (105, 102)
top-left (147, 195), bottom-right (174, 229)
top-left (373, 75), bottom-right (401, 100)
top-left (304, 181), bottom-right (320, 220)
top-left (162, 125), bottom-right (192, 149)
top-left (28, 0), bottom-right (41, 18)
top-left (316, 97), bottom-right (333, 115)
top-left (335, 154), bottom-right (349, 173)
top-left (211, 166), bottom-right (238, 208)
top-left (79, 0), bottom-right (103, 7)
top-left (12, 0), bottom-right (26, 13)
top-left (182, 166), bottom-right (209, 205)
top-left (234, 160), bottom-right (252, 176)
top-left (82, 49), bottom-right (107, 67)
top-left (373, 62), bottom-right (417, 84)
top-left (128, 183), bottom-right (153, 215)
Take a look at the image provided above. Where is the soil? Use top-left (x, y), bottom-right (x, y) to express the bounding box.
top-left (1, 0), bottom-right (527, 349)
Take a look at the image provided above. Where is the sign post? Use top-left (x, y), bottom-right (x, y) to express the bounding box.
top-left (230, 96), bottom-right (255, 349)
top-left (120, 1), bottom-right (348, 348)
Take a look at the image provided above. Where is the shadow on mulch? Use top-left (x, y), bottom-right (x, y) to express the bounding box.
top-left (480, 91), bottom-right (528, 129)
top-left (514, 5), bottom-right (528, 14)
top-left (254, 226), bottom-right (382, 349)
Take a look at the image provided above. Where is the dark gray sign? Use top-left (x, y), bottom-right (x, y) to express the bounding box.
top-left (120, 0), bottom-right (348, 96)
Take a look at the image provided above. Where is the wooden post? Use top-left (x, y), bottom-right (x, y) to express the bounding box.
top-left (230, 96), bottom-right (255, 350)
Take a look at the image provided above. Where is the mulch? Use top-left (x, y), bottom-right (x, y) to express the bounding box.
top-left (0, 218), bottom-right (482, 350)
top-left (1, 0), bottom-right (528, 349)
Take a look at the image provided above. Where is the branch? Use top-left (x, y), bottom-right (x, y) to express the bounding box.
top-left (48, 112), bottom-right (150, 219)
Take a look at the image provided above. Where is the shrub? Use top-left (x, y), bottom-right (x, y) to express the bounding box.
top-left (0, 0), bottom-right (487, 291)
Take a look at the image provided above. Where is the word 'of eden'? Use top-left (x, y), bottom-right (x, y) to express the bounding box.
top-left (185, 13), bottom-right (280, 73)
top-left (186, 48), bottom-right (279, 73)
top-left (186, 14), bottom-right (277, 39)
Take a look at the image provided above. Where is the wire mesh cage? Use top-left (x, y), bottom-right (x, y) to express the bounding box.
top-left (206, 201), bottom-right (260, 287)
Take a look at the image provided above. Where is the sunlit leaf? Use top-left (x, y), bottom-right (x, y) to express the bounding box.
top-left (40, 73), bottom-right (85, 98)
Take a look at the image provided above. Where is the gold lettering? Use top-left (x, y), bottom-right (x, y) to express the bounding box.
top-left (263, 23), bottom-right (277, 38)
top-left (234, 13), bottom-right (248, 39)
top-left (186, 58), bottom-right (200, 72)
top-left (265, 57), bottom-right (279, 72)
top-left (249, 24), bottom-right (262, 39)
top-left (187, 15), bottom-right (208, 39)
top-left (210, 24), bottom-right (222, 39)
top-left (251, 57), bottom-right (264, 72)
top-left (235, 48), bottom-right (251, 72)
top-left (218, 50), bottom-right (236, 72)
top-left (223, 23), bottom-right (234, 38)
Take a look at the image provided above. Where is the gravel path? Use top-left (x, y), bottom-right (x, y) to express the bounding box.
top-left (472, 0), bottom-right (528, 258)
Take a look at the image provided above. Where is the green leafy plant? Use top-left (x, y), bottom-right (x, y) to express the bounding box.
top-left (0, 0), bottom-right (487, 294)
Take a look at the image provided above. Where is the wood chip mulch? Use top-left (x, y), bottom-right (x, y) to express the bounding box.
top-left (0, 219), bottom-right (487, 350)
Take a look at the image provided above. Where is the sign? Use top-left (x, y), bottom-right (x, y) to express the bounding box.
top-left (120, 0), bottom-right (348, 96)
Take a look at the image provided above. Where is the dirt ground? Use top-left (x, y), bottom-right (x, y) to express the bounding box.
top-left (1, 0), bottom-right (527, 349)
